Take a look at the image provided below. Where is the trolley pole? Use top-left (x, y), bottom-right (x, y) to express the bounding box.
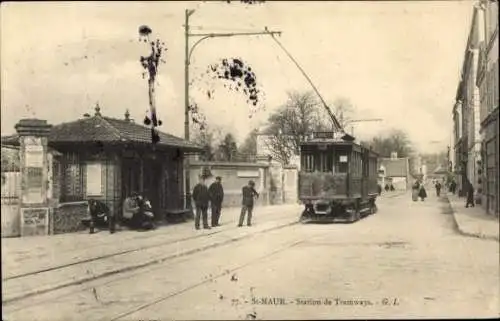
top-left (183, 8), bottom-right (281, 209)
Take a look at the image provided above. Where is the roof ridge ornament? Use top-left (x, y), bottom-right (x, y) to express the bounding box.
top-left (94, 102), bottom-right (101, 116)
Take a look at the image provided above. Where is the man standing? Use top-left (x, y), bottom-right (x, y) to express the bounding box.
top-left (450, 179), bottom-right (457, 194)
top-left (209, 176), bottom-right (224, 227)
top-left (435, 181), bottom-right (442, 197)
top-left (465, 179), bottom-right (475, 208)
top-left (192, 175), bottom-right (211, 230)
top-left (239, 180), bottom-right (259, 227)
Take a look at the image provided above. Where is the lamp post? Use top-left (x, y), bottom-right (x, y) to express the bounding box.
top-left (345, 118), bottom-right (383, 136)
top-left (183, 9), bottom-right (281, 209)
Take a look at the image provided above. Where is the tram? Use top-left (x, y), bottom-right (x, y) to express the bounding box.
top-left (299, 131), bottom-right (379, 223)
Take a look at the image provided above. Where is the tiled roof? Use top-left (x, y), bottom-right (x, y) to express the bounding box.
top-left (380, 158), bottom-right (408, 177)
top-left (1, 116), bottom-right (202, 152)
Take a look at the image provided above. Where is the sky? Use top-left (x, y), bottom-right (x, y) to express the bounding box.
top-left (1, 1), bottom-right (474, 153)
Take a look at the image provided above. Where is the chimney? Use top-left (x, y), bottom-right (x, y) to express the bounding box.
top-left (83, 113), bottom-right (91, 118)
top-left (124, 109), bottom-right (131, 121)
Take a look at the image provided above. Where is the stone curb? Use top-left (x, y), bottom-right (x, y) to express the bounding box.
top-left (3, 218), bottom-right (300, 305)
top-left (443, 194), bottom-right (499, 242)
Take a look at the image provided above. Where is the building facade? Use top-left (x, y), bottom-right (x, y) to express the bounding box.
top-left (477, 0), bottom-right (499, 216)
top-left (453, 4), bottom-right (485, 198)
top-left (378, 153), bottom-right (411, 191)
top-left (1, 107), bottom-right (202, 236)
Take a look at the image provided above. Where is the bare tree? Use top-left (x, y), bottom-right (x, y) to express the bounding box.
top-left (330, 97), bottom-right (355, 129)
top-left (361, 129), bottom-right (413, 158)
top-left (216, 133), bottom-right (239, 162)
top-left (192, 127), bottom-right (217, 161)
top-left (263, 90), bottom-right (326, 164)
top-left (237, 128), bottom-right (259, 162)
top-left (138, 25), bottom-right (166, 143)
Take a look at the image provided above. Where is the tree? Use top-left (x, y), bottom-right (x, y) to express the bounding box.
top-left (361, 129), bottom-right (413, 158)
top-left (192, 128), bottom-right (217, 161)
top-left (237, 128), bottom-right (258, 162)
top-left (216, 133), bottom-right (238, 162)
top-left (138, 25), bottom-right (166, 143)
top-left (262, 90), bottom-right (327, 164)
top-left (330, 97), bottom-right (355, 129)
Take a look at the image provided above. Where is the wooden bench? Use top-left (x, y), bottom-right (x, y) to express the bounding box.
top-left (164, 208), bottom-right (193, 223)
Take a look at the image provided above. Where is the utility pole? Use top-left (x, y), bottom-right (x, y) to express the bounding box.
top-left (183, 8), bottom-right (281, 210)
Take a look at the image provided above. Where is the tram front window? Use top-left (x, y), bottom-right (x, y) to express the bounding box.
top-left (336, 154), bottom-right (348, 173)
top-left (318, 152), bottom-right (333, 172)
top-left (301, 154), bottom-right (315, 172)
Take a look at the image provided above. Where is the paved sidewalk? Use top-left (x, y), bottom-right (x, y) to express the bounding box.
top-left (446, 192), bottom-right (499, 242)
top-left (2, 204), bottom-right (301, 279)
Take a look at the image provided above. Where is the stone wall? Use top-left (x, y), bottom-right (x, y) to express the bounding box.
top-left (51, 202), bottom-right (89, 234)
top-left (189, 161), bottom-right (270, 208)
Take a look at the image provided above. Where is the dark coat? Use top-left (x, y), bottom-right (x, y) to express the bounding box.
top-left (466, 183), bottom-right (474, 202)
top-left (418, 186), bottom-right (427, 199)
top-left (242, 185), bottom-right (259, 207)
top-left (193, 183), bottom-right (210, 207)
top-left (208, 181), bottom-right (224, 205)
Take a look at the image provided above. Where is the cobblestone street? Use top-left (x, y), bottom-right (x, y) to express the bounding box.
top-left (2, 192), bottom-right (498, 320)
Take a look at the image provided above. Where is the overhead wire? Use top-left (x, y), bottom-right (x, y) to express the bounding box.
top-left (265, 31), bottom-right (343, 132)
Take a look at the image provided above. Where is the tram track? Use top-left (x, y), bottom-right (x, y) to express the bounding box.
top-left (106, 221), bottom-right (365, 321)
top-left (108, 237), bottom-right (306, 321)
top-left (2, 213), bottom-right (300, 306)
top-left (3, 199), bottom-right (405, 320)
top-left (4, 207), bottom-right (302, 281)
top-left (106, 193), bottom-right (412, 320)
top-left (3, 229), bottom-right (227, 281)
top-left (6, 223), bottom-right (337, 321)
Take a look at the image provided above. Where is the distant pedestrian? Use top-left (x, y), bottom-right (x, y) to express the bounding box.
top-left (390, 184), bottom-right (395, 191)
top-left (377, 184), bottom-right (382, 196)
top-left (449, 180), bottom-right (457, 194)
top-left (238, 180), bottom-right (259, 227)
top-left (435, 181), bottom-right (442, 197)
top-left (418, 183), bottom-right (427, 201)
top-left (384, 184), bottom-right (390, 192)
top-left (209, 176), bottom-right (224, 227)
top-left (193, 175), bottom-right (211, 230)
top-left (465, 180), bottom-right (475, 208)
top-left (411, 180), bottom-right (420, 201)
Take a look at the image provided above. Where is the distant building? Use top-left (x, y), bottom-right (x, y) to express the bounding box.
top-left (378, 152), bottom-right (411, 191)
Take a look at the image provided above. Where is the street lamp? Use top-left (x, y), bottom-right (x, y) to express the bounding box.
top-left (183, 9), bottom-right (281, 209)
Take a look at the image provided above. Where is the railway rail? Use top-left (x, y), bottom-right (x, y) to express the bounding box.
top-left (2, 210), bottom-right (300, 307)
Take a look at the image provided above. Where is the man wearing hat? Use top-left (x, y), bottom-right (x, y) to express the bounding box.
top-left (239, 180), bottom-right (259, 227)
top-left (209, 176), bottom-right (224, 227)
top-left (192, 175), bottom-right (211, 230)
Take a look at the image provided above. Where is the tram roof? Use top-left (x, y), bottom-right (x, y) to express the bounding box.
top-left (300, 131), bottom-right (356, 146)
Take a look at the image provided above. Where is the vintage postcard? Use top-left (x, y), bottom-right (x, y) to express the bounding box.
top-left (1, 1), bottom-right (499, 320)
